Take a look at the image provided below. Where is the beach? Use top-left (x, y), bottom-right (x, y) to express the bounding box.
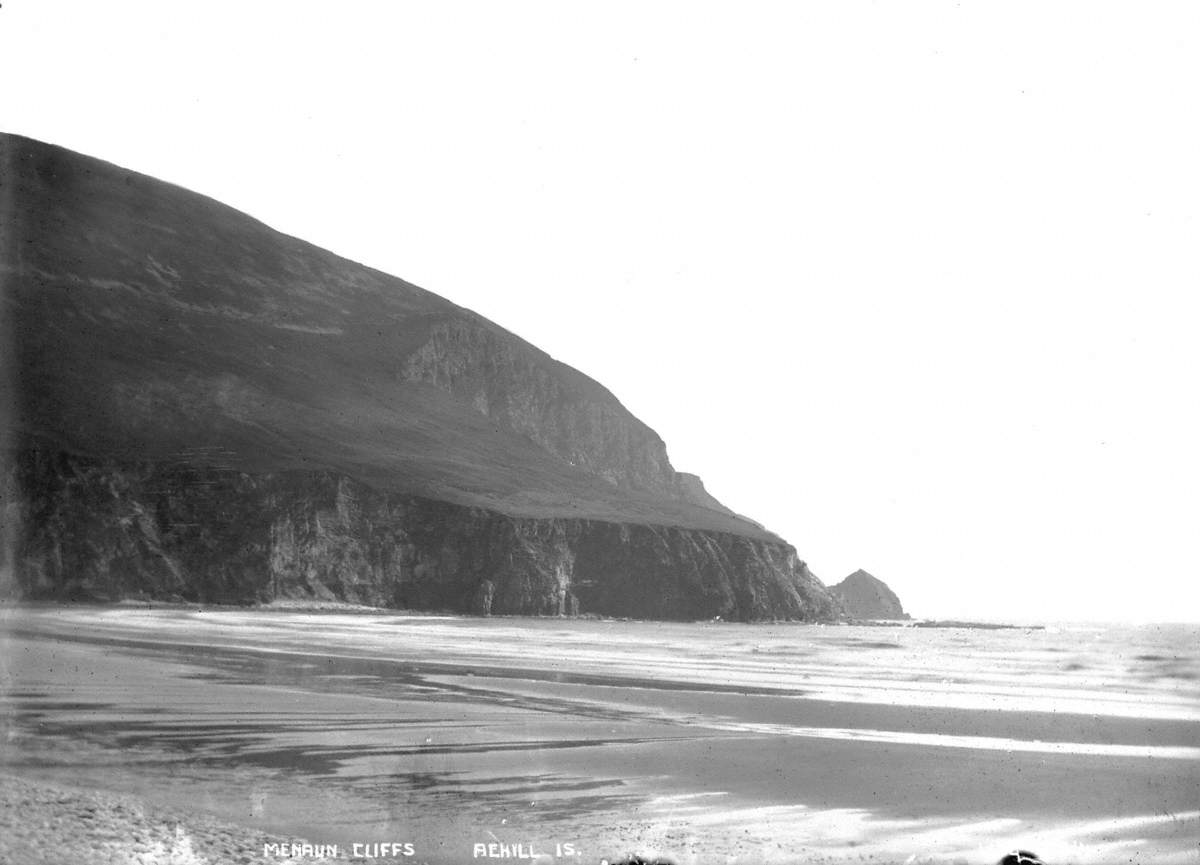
top-left (1, 606), bottom-right (1197, 864)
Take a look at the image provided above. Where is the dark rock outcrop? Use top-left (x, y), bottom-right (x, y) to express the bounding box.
top-left (5, 448), bottom-right (837, 620)
top-left (0, 133), bottom-right (839, 621)
top-left (828, 569), bottom-right (909, 620)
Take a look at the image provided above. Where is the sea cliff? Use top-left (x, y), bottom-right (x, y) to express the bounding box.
top-left (6, 447), bottom-right (835, 620)
top-left (1, 133), bottom-right (839, 621)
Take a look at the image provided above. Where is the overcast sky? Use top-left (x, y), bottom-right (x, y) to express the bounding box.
top-left (4, 2), bottom-right (1197, 622)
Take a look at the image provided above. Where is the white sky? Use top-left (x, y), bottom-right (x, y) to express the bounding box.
top-left (3, 2), bottom-right (1197, 622)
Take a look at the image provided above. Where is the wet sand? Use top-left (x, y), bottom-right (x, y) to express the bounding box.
top-left (2, 606), bottom-right (1197, 864)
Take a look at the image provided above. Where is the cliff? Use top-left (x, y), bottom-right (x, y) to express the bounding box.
top-left (0, 133), bottom-right (838, 620)
top-left (828, 570), bottom-right (909, 620)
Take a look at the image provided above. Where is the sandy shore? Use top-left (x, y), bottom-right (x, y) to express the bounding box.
top-left (2, 607), bottom-right (1198, 864)
top-left (0, 774), bottom-right (690, 865)
top-left (0, 773), bottom-right (357, 865)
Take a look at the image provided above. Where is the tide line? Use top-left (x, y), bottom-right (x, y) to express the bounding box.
top-left (699, 719), bottom-right (1200, 760)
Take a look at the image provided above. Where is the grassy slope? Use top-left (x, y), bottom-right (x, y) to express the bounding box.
top-left (3, 133), bottom-right (774, 539)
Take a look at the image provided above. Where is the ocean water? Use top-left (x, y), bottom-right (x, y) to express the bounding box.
top-left (2, 608), bottom-right (1198, 864)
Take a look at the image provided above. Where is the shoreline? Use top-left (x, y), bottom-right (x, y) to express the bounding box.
top-left (3, 608), bottom-right (1197, 864)
top-left (1, 600), bottom-right (1067, 631)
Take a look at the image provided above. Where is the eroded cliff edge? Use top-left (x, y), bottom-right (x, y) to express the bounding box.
top-left (5, 449), bottom-right (836, 620)
top-left (1, 133), bottom-right (839, 620)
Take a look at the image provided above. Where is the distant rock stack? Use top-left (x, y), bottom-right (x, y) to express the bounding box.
top-left (829, 570), bottom-right (909, 620)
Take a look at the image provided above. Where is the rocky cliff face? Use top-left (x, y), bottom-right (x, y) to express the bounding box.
top-left (401, 316), bottom-right (678, 494)
top-left (6, 447), bottom-right (837, 620)
top-left (1, 133), bottom-right (840, 620)
top-left (828, 569), bottom-right (909, 620)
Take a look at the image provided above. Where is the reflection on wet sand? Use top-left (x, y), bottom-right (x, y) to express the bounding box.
top-left (2, 607), bottom-right (1198, 864)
